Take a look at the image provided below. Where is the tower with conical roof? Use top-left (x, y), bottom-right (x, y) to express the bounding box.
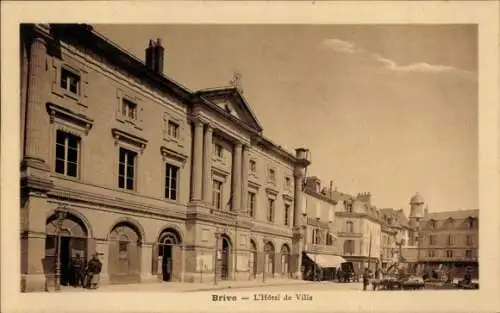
top-left (408, 192), bottom-right (425, 246)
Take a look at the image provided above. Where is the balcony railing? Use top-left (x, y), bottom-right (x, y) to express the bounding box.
top-left (305, 243), bottom-right (338, 255)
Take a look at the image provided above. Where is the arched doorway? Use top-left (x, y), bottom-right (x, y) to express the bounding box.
top-left (45, 211), bottom-right (89, 287)
top-left (108, 222), bottom-right (142, 284)
top-left (280, 244), bottom-right (291, 277)
top-left (156, 229), bottom-right (181, 282)
top-left (220, 236), bottom-right (231, 280)
top-left (249, 240), bottom-right (257, 279)
top-left (264, 241), bottom-right (275, 276)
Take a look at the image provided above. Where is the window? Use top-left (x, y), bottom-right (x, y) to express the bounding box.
top-left (213, 180), bottom-right (223, 209)
top-left (429, 220), bottom-right (436, 229)
top-left (468, 217), bottom-right (475, 229)
top-left (248, 192), bottom-right (256, 218)
top-left (427, 249), bottom-right (435, 257)
top-left (429, 235), bottom-right (436, 245)
top-left (118, 148), bottom-right (137, 190)
top-left (214, 144), bottom-right (223, 158)
top-left (465, 250), bottom-right (473, 258)
top-left (267, 198), bottom-right (275, 222)
top-left (268, 169), bottom-right (276, 181)
top-left (326, 233), bottom-right (333, 245)
top-left (446, 250), bottom-right (453, 258)
top-left (60, 68), bottom-right (80, 95)
top-left (343, 240), bottom-right (355, 255)
top-left (345, 202), bottom-right (353, 213)
top-left (55, 130), bottom-right (80, 177)
top-left (284, 203), bottom-right (290, 226)
top-left (164, 164), bottom-right (179, 200)
top-left (119, 241), bottom-right (128, 253)
top-left (121, 98), bottom-right (137, 121)
top-left (249, 160), bottom-right (257, 173)
top-left (284, 176), bottom-right (291, 188)
top-left (447, 235), bottom-right (453, 246)
top-left (167, 121), bottom-right (179, 139)
top-left (466, 235), bottom-right (473, 245)
top-left (346, 221), bottom-right (354, 233)
top-left (313, 229), bottom-right (321, 244)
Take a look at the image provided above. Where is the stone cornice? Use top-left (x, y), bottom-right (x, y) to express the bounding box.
top-left (160, 146), bottom-right (188, 164)
top-left (48, 186), bottom-right (187, 221)
top-left (44, 24), bottom-right (193, 102)
top-left (111, 128), bottom-right (148, 152)
top-left (46, 102), bottom-right (94, 134)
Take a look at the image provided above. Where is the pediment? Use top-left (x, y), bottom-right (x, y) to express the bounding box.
top-left (196, 87), bottom-right (263, 133)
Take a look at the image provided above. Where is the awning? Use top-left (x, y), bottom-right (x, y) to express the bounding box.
top-left (306, 253), bottom-right (346, 268)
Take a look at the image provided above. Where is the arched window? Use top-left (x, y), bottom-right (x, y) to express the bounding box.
top-left (264, 242), bottom-right (275, 274)
top-left (280, 244), bottom-right (291, 277)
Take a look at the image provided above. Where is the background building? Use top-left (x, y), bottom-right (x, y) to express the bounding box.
top-left (332, 192), bottom-right (383, 273)
top-left (300, 177), bottom-right (342, 280)
top-left (20, 23), bottom-right (311, 292)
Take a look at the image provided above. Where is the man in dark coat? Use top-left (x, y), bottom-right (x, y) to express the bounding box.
top-left (86, 254), bottom-right (102, 289)
top-left (69, 253), bottom-right (84, 287)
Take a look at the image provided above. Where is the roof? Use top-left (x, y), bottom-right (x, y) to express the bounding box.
top-left (30, 24), bottom-right (303, 165)
top-left (195, 87), bottom-right (263, 132)
top-left (426, 209), bottom-right (478, 221)
top-left (328, 190), bottom-right (353, 202)
top-left (410, 192), bottom-right (425, 204)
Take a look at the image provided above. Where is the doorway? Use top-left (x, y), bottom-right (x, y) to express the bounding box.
top-left (60, 236), bottom-right (71, 286)
top-left (221, 237), bottom-right (230, 280)
top-left (162, 245), bottom-right (173, 281)
top-left (157, 229), bottom-right (181, 282)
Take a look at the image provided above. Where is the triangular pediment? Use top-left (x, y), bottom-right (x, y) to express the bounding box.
top-left (195, 87), bottom-right (263, 133)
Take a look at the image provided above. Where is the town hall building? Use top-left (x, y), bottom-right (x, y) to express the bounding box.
top-left (20, 24), bottom-right (311, 292)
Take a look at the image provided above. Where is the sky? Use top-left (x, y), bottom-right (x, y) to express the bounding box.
top-left (94, 24), bottom-right (478, 214)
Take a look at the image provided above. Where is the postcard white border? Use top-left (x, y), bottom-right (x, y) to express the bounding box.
top-left (1, 1), bottom-right (499, 313)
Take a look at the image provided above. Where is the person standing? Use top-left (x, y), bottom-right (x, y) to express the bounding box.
top-left (86, 254), bottom-right (103, 289)
top-left (70, 253), bottom-right (84, 287)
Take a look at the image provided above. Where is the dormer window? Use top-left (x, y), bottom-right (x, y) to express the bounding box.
top-left (284, 176), bottom-right (291, 189)
top-left (249, 159), bottom-right (257, 174)
top-left (167, 121), bottom-right (179, 138)
top-left (122, 98), bottom-right (137, 121)
top-left (60, 68), bottom-right (80, 95)
top-left (268, 168), bottom-right (276, 181)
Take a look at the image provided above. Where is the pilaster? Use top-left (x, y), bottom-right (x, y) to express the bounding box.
top-left (231, 142), bottom-right (242, 211)
top-left (202, 124), bottom-right (213, 204)
top-left (24, 35), bottom-right (50, 169)
top-left (240, 144), bottom-right (249, 213)
top-left (191, 120), bottom-right (204, 201)
top-left (140, 243), bottom-right (156, 283)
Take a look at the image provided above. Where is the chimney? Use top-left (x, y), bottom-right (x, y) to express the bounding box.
top-left (145, 38), bottom-right (165, 74)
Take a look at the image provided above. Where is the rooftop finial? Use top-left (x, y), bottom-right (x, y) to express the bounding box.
top-left (229, 71), bottom-right (243, 94)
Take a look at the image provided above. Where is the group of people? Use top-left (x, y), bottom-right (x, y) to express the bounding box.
top-left (362, 268), bottom-right (382, 291)
top-left (66, 253), bottom-right (102, 289)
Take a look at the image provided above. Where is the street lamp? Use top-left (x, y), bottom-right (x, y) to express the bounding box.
top-left (54, 208), bottom-right (67, 291)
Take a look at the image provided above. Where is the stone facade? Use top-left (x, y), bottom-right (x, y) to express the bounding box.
top-left (19, 24), bottom-right (311, 292)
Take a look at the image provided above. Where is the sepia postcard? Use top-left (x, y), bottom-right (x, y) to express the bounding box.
top-left (1, 1), bottom-right (499, 313)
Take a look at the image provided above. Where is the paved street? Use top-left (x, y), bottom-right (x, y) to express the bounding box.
top-left (186, 282), bottom-right (365, 293)
top-left (59, 280), bottom-right (365, 293)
